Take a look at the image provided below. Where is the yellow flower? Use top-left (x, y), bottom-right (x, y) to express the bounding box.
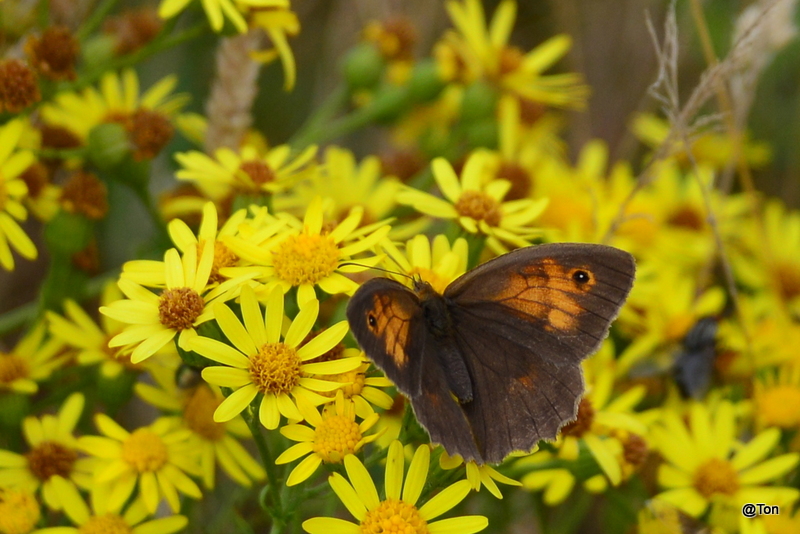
top-left (632, 112), bottom-right (772, 170)
top-left (223, 196), bottom-right (389, 306)
top-left (31, 476), bottom-right (187, 534)
top-left (100, 240), bottom-right (246, 364)
top-left (0, 394), bottom-right (92, 511)
top-left (249, 6), bottom-right (301, 91)
top-left (0, 323), bottom-right (67, 394)
top-left (135, 364), bottom-right (266, 489)
top-left (380, 234), bottom-right (468, 294)
top-left (159, 0), bottom-right (287, 34)
top-left (616, 264), bottom-right (726, 375)
top-left (436, 0), bottom-right (588, 108)
top-left (0, 488), bottom-right (40, 534)
top-left (78, 414), bottom-right (202, 514)
top-left (732, 200), bottom-right (800, 316)
top-left (186, 285), bottom-right (362, 429)
top-left (303, 440), bottom-right (488, 534)
top-left (47, 283), bottom-right (144, 378)
top-left (275, 145), bottom-right (405, 235)
top-left (0, 119), bottom-right (38, 271)
top-left (276, 391), bottom-right (381, 486)
top-left (397, 151), bottom-right (548, 254)
top-left (309, 351), bottom-right (395, 419)
top-left (652, 401), bottom-right (800, 517)
top-left (40, 69), bottom-right (188, 158)
top-left (439, 451), bottom-right (521, 499)
top-left (753, 365), bottom-right (800, 430)
top-left (174, 144), bottom-right (317, 202)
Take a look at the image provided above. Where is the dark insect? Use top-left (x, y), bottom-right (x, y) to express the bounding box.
top-left (346, 243), bottom-right (636, 464)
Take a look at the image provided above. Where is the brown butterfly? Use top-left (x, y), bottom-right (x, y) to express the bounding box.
top-left (346, 242), bottom-right (636, 464)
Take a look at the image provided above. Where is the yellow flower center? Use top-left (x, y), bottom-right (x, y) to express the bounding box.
top-left (24, 441), bottom-right (78, 481)
top-left (209, 241), bottom-right (238, 283)
top-left (537, 194), bottom-right (593, 235)
top-left (312, 414), bottom-right (363, 463)
top-left (409, 267), bottom-right (449, 295)
top-left (757, 385), bottom-right (800, 428)
top-left (121, 429), bottom-right (168, 473)
top-left (271, 233), bottom-right (340, 286)
top-left (773, 262), bottom-right (800, 302)
top-left (250, 343), bottom-right (302, 395)
top-left (560, 398), bottom-right (595, 438)
top-left (183, 385), bottom-right (226, 441)
top-left (321, 368), bottom-right (366, 399)
top-left (0, 488), bottom-right (40, 534)
top-left (0, 353), bottom-right (29, 385)
top-left (78, 513), bottom-right (131, 534)
top-left (692, 458), bottom-right (739, 498)
top-left (360, 498), bottom-right (428, 534)
top-left (454, 190), bottom-right (502, 227)
top-left (664, 313), bottom-right (694, 342)
top-left (158, 287), bottom-right (205, 331)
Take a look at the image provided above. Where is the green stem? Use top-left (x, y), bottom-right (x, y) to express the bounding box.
top-left (288, 100), bottom-right (383, 148)
top-left (35, 147), bottom-right (88, 160)
top-left (76, 0), bottom-right (121, 40)
top-left (463, 232), bottom-right (487, 270)
top-left (289, 85), bottom-right (350, 150)
top-left (64, 20), bottom-right (206, 92)
top-left (244, 406), bottom-right (285, 532)
top-left (0, 301), bottom-right (36, 337)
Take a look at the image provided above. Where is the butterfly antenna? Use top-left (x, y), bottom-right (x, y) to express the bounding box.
top-left (339, 262), bottom-right (414, 281)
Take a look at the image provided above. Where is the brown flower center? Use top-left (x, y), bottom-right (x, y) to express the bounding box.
top-left (25, 441), bottom-right (78, 481)
top-left (560, 398), bottom-right (595, 438)
top-left (454, 190), bottom-right (502, 227)
top-left (0, 60), bottom-right (41, 113)
top-left (773, 262), bottom-right (800, 302)
top-left (60, 171), bottom-right (109, 220)
top-left (104, 9), bottom-right (164, 56)
top-left (622, 433), bottom-right (648, 467)
top-left (496, 162), bottom-right (532, 201)
top-left (238, 160), bottom-right (276, 191)
top-left (26, 26), bottom-right (79, 81)
top-left (158, 287), bottom-right (205, 331)
top-left (209, 241), bottom-right (239, 283)
top-left (498, 45), bottom-right (524, 77)
top-left (667, 205), bottom-right (705, 231)
top-left (128, 109), bottom-right (173, 160)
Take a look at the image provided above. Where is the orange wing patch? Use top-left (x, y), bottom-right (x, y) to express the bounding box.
top-left (493, 259), bottom-right (596, 332)
top-left (367, 293), bottom-right (414, 367)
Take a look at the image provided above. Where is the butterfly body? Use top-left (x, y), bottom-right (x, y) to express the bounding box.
top-left (347, 243), bottom-right (635, 464)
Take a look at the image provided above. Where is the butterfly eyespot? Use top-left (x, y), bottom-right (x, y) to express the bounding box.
top-left (367, 314), bottom-right (377, 328)
top-left (572, 270), bottom-right (591, 284)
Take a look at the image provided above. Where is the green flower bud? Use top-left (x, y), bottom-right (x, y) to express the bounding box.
top-left (465, 118), bottom-right (499, 149)
top-left (343, 42), bottom-right (386, 90)
top-left (44, 210), bottom-right (93, 255)
top-left (460, 81), bottom-right (498, 123)
top-left (407, 59), bottom-right (446, 104)
top-left (369, 83), bottom-right (411, 124)
top-left (87, 122), bottom-right (131, 170)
